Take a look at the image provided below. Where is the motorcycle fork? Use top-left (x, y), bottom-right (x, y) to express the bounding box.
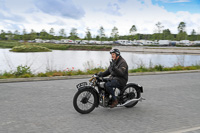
top-left (85, 91), bottom-right (92, 99)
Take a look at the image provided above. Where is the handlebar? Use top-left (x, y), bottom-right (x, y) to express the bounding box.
top-left (89, 74), bottom-right (109, 83)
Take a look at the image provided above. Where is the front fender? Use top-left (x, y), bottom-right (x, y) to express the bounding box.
top-left (78, 86), bottom-right (100, 107)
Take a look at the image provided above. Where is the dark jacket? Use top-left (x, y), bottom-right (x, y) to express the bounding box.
top-left (101, 56), bottom-right (128, 87)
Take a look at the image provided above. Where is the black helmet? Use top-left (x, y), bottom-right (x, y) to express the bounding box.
top-left (110, 49), bottom-right (120, 56)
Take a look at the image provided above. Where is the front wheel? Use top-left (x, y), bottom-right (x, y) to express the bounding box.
top-left (73, 88), bottom-right (97, 114)
top-left (121, 85), bottom-right (141, 108)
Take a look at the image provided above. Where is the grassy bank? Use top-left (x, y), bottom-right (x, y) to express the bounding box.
top-left (0, 40), bottom-right (112, 51)
top-left (10, 45), bottom-right (52, 52)
top-left (0, 40), bottom-right (21, 48)
top-left (128, 64), bottom-right (200, 73)
top-left (33, 43), bottom-right (112, 51)
top-left (1, 64), bottom-right (200, 79)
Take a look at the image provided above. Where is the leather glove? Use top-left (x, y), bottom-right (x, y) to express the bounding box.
top-left (97, 72), bottom-right (103, 77)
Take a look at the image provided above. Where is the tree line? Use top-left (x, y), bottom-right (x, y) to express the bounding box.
top-left (0, 21), bottom-right (200, 41)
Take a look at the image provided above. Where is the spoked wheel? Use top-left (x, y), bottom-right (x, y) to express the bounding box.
top-left (122, 85), bottom-right (141, 108)
top-left (73, 88), bottom-right (97, 114)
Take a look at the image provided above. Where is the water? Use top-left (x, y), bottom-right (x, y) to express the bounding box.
top-left (0, 48), bottom-right (200, 73)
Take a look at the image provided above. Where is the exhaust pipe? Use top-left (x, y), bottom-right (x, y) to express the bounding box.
top-left (117, 97), bottom-right (145, 107)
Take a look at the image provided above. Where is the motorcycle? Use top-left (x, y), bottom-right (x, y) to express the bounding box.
top-left (73, 74), bottom-right (144, 114)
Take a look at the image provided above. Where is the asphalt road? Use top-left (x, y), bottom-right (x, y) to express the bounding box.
top-left (0, 73), bottom-right (200, 133)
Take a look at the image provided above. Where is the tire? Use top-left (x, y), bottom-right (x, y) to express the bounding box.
top-left (121, 84), bottom-right (141, 108)
top-left (73, 88), bottom-right (98, 114)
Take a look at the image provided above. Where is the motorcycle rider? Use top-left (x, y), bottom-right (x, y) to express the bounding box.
top-left (98, 49), bottom-right (128, 108)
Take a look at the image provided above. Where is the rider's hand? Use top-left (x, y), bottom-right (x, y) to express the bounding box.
top-left (97, 72), bottom-right (103, 77)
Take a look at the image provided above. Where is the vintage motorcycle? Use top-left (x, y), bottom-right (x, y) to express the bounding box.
top-left (73, 74), bottom-right (144, 114)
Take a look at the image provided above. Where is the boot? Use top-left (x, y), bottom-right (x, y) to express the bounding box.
top-left (110, 99), bottom-right (118, 108)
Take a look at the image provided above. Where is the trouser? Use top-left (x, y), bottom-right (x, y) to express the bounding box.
top-left (105, 79), bottom-right (122, 101)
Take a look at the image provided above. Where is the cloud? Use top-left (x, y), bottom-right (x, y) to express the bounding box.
top-left (0, 0), bottom-right (25, 23)
top-left (0, 20), bottom-right (24, 32)
top-left (158, 0), bottom-right (191, 3)
top-left (118, 0), bottom-right (128, 3)
top-left (95, 2), bottom-right (122, 16)
top-left (34, 0), bottom-right (85, 19)
top-left (106, 3), bottom-right (122, 16)
top-left (48, 20), bottom-right (66, 26)
top-left (25, 8), bottom-right (40, 14)
top-left (0, 12), bottom-right (24, 23)
top-left (0, 0), bottom-right (7, 10)
top-left (1, 0), bottom-right (200, 36)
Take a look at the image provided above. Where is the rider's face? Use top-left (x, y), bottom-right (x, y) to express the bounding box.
top-left (111, 53), bottom-right (117, 60)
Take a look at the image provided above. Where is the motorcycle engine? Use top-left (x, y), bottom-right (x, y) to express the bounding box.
top-left (99, 82), bottom-right (105, 88)
top-left (99, 91), bottom-right (110, 107)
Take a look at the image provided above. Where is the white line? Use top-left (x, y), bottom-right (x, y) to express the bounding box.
top-left (168, 126), bottom-right (200, 133)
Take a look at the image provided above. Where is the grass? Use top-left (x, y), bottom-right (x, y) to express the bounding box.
top-left (0, 40), bottom-right (112, 51)
top-left (1, 64), bottom-right (200, 79)
top-left (128, 64), bottom-right (200, 73)
top-left (33, 43), bottom-right (112, 51)
top-left (0, 40), bottom-right (21, 48)
top-left (10, 45), bottom-right (52, 52)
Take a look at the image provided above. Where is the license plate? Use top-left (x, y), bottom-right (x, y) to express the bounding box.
top-left (76, 82), bottom-right (87, 89)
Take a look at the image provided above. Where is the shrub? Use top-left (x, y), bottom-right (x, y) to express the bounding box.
top-left (14, 65), bottom-right (32, 77)
top-left (52, 72), bottom-right (63, 76)
top-left (1, 71), bottom-right (15, 78)
top-left (163, 67), bottom-right (170, 71)
top-left (20, 74), bottom-right (32, 78)
top-left (154, 65), bottom-right (164, 71)
top-left (37, 73), bottom-right (48, 77)
top-left (174, 65), bottom-right (184, 70)
top-left (75, 70), bottom-right (85, 75)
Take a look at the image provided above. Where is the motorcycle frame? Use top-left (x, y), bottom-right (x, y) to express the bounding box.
top-left (77, 76), bottom-right (144, 108)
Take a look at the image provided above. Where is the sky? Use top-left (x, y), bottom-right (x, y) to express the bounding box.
top-left (0, 0), bottom-right (200, 38)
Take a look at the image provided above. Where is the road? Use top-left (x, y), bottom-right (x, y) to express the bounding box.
top-left (0, 73), bottom-right (200, 133)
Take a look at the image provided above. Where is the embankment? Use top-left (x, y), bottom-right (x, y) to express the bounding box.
top-left (114, 46), bottom-right (200, 54)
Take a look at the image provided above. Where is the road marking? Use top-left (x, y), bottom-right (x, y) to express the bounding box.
top-left (168, 126), bottom-right (200, 133)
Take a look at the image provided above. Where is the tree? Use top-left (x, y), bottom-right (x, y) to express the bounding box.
top-left (95, 35), bottom-right (100, 41)
top-left (190, 29), bottom-right (197, 41)
top-left (178, 22), bottom-right (186, 33)
top-left (48, 28), bottom-right (55, 39)
top-left (98, 26), bottom-right (105, 43)
top-left (59, 29), bottom-right (66, 38)
top-left (111, 26), bottom-right (119, 41)
top-left (40, 29), bottom-right (49, 39)
top-left (13, 30), bottom-right (21, 40)
top-left (129, 25), bottom-right (137, 35)
top-left (134, 34), bottom-right (141, 40)
top-left (30, 29), bottom-right (37, 40)
top-left (14, 30), bottom-right (20, 35)
top-left (162, 29), bottom-right (174, 40)
top-left (49, 28), bottom-right (55, 36)
top-left (155, 22), bottom-right (164, 34)
top-left (153, 22), bottom-right (164, 40)
top-left (85, 27), bottom-right (92, 41)
top-left (22, 29), bottom-right (29, 41)
top-left (23, 29), bottom-right (27, 35)
top-left (0, 30), bottom-right (6, 40)
top-left (177, 22), bottom-right (187, 40)
top-left (69, 28), bottom-right (78, 41)
top-left (177, 31), bottom-right (188, 41)
top-left (6, 31), bottom-right (14, 40)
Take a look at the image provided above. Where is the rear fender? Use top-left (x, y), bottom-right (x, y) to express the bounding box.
top-left (126, 83), bottom-right (143, 93)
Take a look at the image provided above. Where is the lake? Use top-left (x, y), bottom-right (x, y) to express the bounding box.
top-left (0, 48), bottom-right (200, 73)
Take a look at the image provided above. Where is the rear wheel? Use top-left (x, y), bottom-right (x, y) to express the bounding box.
top-left (122, 85), bottom-right (141, 108)
top-left (73, 88), bottom-right (97, 114)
